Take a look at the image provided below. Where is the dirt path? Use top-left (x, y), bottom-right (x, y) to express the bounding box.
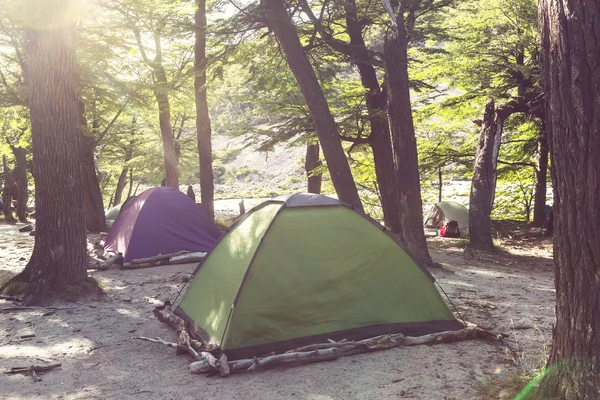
top-left (0, 224), bottom-right (555, 400)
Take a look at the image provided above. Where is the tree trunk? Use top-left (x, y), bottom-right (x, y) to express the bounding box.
top-left (14, 0), bottom-right (90, 305)
top-left (113, 165), bottom-right (129, 206)
top-left (305, 141), bottom-right (322, 194)
top-left (2, 155), bottom-right (16, 223)
top-left (344, 0), bottom-right (399, 231)
top-left (194, 0), bottom-right (215, 220)
top-left (468, 100), bottom-right (501, 252)
top-left (382, 9), bottom-right (432, 267)
top-left (438, 168), bottom-right (443, 203)
top-left (127, 167), bottom-right (134, 199)
top-left (80, 126), bottom-right (107, 233)
top-left (262, 0), bottom-right (363, 211)
top-left (11, 146), bottom-right (28, 222)
top-left (153, 65), bottom-right (179, 189)
top-left (113, 148), bottom-right (132, 206)
top-left (538, 1), bottom-right (600, 397)
top-left (532, 119), bottom-right (549, 226)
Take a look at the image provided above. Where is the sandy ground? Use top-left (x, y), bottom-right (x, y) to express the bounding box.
top-left (0, 222), bottom-right (555, 400)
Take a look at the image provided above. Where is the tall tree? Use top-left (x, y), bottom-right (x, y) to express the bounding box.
top-left (538, 0), bottom-right (600, 397)
top-left (194, 0), bottom-right (214, 218)
top-left (261, 0), bottom-right (363, 210)
top-left (1, 0), bottom-right (92, 304)
top-left (1, 154), bottom-right (16, 222)
top-left (532, 119), bottom-right (548, 226)
top-left (468, 100), bottom-right (498, 251)
top-left (10, 144), bottom-right (27, 221)
top-left (381, 0), bottom-right (433, 267)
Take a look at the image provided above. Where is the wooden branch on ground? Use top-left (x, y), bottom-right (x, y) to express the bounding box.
top-left (131, 251), bottom-right (188, 265)
top-left (149, 301), bottom-right (503, 376)
top-left (135, 336), bottom-right (187, 352)
top-left (5, 363), bottom-right (61, 381)
top-left (169, 252), bottom-right (207, 265)
top-left (217, 327), bottom-right (501, 375)
top-left (121, 251), bottom-right (190, 269)
top-left (0, 294), bottom-right (23, 302)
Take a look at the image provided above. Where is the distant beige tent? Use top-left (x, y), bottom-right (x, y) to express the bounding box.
top-left (424, 201), bottom-right (469, 231)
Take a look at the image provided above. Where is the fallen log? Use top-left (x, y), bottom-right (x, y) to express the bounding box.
top-left (169, 252), bottom-right (207, 265)
top-left (121, 260), bottom-right (164, 269)
top-left (131, 251), bottom-right (188, 265)
top-left (0, 294), bottom-right (23, 302)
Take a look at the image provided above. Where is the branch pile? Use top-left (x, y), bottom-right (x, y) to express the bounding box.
top-left (141, 303), bottom-right (505, 376)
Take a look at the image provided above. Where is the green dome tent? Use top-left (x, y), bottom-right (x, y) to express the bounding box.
top-left (105, 203), bottom-right (122, 221)
top-left (424, 201), bottom-right (469, 231)
top-left (174, 193), bottom-right (462, 359)
top-left (105, 196), bottom-right (138, 221)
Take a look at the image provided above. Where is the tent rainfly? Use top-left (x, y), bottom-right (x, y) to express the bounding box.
top-left (174, 193), bottom-right (462, 360)
top-left (424, 201), bottom-right (469, 230)
top-left (104, 187), bottom-right (221, 263)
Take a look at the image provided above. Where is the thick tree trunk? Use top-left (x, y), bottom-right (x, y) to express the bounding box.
top-left (383, 11), bottom-right (432, 268)
top-left (194, 0), bottom-right (215, 220)
top-left (468, 100), bottom-right (502, 252)
top-left (153, 66), bottom-right (179, 189)
top-left (305, 142), bottom-right (322, 194)
top-left (2, 155), bottom-right (16, 222)
top-left (15, 0), bottom-right (89, 305)
top-left (538, 1), bottom-right (600, 397)
top-left (344, 0), bottom-right (399, 231)
top-left (262, 0), bottom-right (363, 211)
top-left (80, 132), bottom-right (107, 233)
top-left (532, 120), bottom-right (549, 226)
top-left (11, 146), bottom-right (28, 222)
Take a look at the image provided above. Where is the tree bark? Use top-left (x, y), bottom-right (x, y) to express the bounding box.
top-left (194, 0), bottom-right (215, 220)
top-left (468, 100), bottom-right (500, 252)
top-left (305, 141), bottom-right (322, 194)
top-left (532, 119), bottom-right (549, 226)
top-left (344, 0), bottom-right (399, 231)
top-left (2, 155), bottom-right (16, 222)
top-left (10, 146), bottom-right (28, 222)
top-left (382, 8), bottom-right (432, 267)
top-left (14, 0), bottom-right (90, 305)
top-left (262, 0), bottom-right (363, 211)
top-left (538, 0), bottom-right (600, 397)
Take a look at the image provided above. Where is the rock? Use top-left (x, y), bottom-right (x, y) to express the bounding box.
top-left (512, 319), bottom-right (534, 330)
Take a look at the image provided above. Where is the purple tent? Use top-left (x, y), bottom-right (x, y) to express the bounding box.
top-left (104, 187), bottom-right (221, 263)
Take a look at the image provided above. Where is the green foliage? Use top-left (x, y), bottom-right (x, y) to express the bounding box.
top-left (0, 0), bottom-right (548, 224)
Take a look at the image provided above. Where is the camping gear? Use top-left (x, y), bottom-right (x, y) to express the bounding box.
top-left (174, 193), bottom-right (462, 360)
top-left (440, 220), bottom-right (461, 238)
top-left (104, 187), bottom-right (221, 263)
top-left (424, 201), bottom-right (469, 231)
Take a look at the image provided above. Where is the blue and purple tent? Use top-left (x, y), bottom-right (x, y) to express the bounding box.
top-left (104, 187), bottom-right (221, 263)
